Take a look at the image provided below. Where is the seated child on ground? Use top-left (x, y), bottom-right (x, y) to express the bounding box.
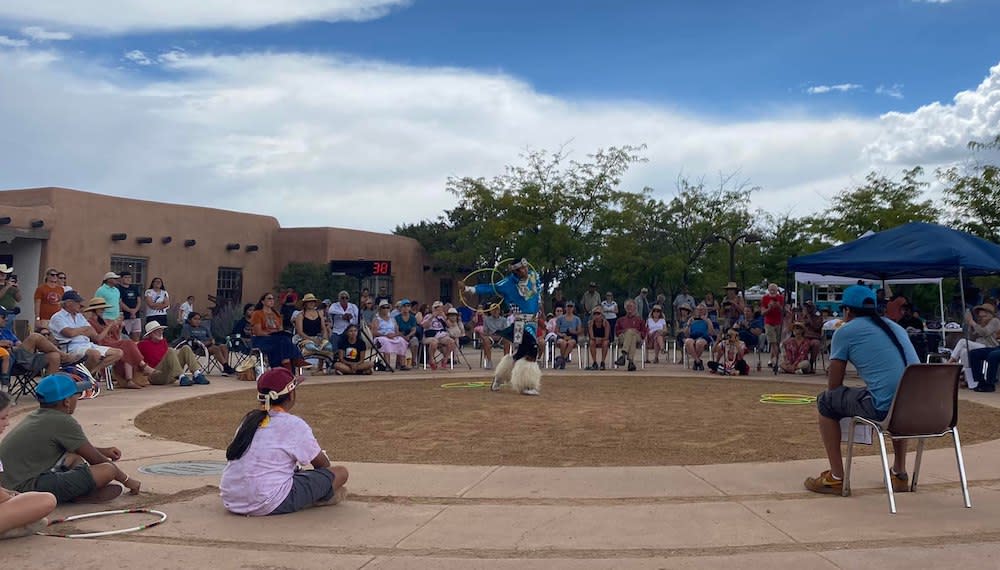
top-left (0, 391), bottom-right (58, 539)
top-left (333, 324), bottom-right (373, 375)
top-left (707, 328), bottom-right (750, 375)
top-left (220, 369), bottom-right (349, 516)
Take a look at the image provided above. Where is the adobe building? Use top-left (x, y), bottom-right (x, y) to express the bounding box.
top-left (0, 187), bottom-right (452, 327)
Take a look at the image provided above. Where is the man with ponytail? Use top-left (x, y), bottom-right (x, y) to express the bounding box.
top-left (220, 369), bottom-right (349, 516)
top-left (805, 285), bottom-right (919, 496)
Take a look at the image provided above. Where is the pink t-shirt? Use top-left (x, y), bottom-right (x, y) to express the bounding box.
top-left (219, 412), bottom-right (321, 516)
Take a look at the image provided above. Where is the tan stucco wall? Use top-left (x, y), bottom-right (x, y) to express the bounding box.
top-left (0, 187), bottom-right (450, 320)
top-left (273, 227), bottom-right (443, 302)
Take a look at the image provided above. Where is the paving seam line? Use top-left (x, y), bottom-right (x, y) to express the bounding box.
top-left (455, 464), bottom-right (503, 498)
top-left (75, 533), bottom-right (1000, 559)
top-left (680, 464), bottom-right (727, 496)
top-left (389, 503), bottom-right (452, 549)
top-left (349, 478), bottom-right (1000, 506)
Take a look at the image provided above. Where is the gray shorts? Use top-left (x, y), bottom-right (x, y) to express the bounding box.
top-left (122, 318), bottom-right (142, 335)
top-left (269, 468), bottom-right (335, 516)
top-left (34, 463), bottom-right (97, 503)
top-left (765, 324), bottom-right (781, 345)
top-left (817, 385), bottom-right (888, 422)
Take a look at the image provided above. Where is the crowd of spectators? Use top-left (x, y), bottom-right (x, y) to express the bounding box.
top-left (2, 263), bottom-right (997, 389)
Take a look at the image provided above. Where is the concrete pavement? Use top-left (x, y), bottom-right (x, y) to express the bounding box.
top-left (2, 366), bottom-right (999, 569)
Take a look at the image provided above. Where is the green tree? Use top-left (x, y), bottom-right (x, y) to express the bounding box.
top-left (396, 144), bottom-right (648, 292)
top-left (658, 173), bottom-right (759, 292)
top-left (804, 167), bottom-right (940, 243)
top-left (940, 135), bottom-right (1000, 242)
top-left (277, 262), bottom-right (353, 302)
top-left (758, 212), bottom-right (829, 287)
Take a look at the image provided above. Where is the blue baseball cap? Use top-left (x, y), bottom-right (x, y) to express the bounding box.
top-left (841, 285), bottom-right (877, 309)
top-left (35, 374), bottom-right (93, 404)
top-left (399, 298), bottom-right (411, 306)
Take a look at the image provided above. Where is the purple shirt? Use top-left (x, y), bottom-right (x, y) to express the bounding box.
top-left (220, 412), bottom-right (321, 516)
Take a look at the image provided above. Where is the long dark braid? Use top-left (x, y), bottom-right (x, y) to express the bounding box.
top-left (853, 306), bottom-right (909, 365)
top-left (225, 393), bottom-right (291, 460)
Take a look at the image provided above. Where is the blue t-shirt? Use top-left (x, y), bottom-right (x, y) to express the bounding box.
top-left (94, 283), bottom-right (121, 320)
top-left (830, 317), bottom-right (919, 412)
top-left (556, 315), bottom-right (582, 336)
top-left (688, 318), bottom-right (710, 339)
top-left (0, 328), bottom-right (18, 345)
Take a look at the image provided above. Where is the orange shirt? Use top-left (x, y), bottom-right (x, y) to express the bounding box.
top-left (250, 309), bottom-right (283, 335)
top-left (34, 284), bottom-right (65, 320)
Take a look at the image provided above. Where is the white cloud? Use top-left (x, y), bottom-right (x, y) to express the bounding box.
top-left (875, 84), bottom-right (904, 99)
top-left (123, 50), bottom-right (152, 66)
top-left (805, 83), bottom-right (863, 95)
top-left (865, 63), bottom-right (1000, 165)
top-left (912, 0), bottom-right (954, 3)
top-left (0, 35), bottom-right (28, 47)
top-left (0, 46), bottom-right (996, 232)
top-left (0, 1), bottom-right (408, 34)
top-left (157, 48), bottom-right (187, 64)
top-left (20, 26), bottom-right (71, 41)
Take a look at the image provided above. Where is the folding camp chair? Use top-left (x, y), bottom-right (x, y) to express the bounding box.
top-left (843, 363), bottom-right (971, 514)
top-left (6, 352), bottom-right (47, 403)
top-left (227, 334), bottom-right (254, 371)
top-left (173, 338), bottom-right (224, 375)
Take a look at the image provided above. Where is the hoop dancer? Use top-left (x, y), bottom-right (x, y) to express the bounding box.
top-left (462, 258), bottom-right (542, 396)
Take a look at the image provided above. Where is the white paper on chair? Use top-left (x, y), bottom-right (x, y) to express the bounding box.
top-left (840, 418), bottom-right (873, 445)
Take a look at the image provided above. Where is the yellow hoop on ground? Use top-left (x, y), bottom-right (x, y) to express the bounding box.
top-left (440, 381), bottom-right (492, 389)
top-left (759, 393), bottom-right (817, 405)
top-left (458, 266), bottom-right (504, 314)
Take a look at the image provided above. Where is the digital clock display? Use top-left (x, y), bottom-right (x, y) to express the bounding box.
top-left (329, 260), bottom-right (392, 277)
top-left (371, 261), bottom-right (391, 275)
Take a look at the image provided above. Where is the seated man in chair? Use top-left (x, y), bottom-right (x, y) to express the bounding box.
top-left (48, 291), bottom-right (123, 375)
top-left (804, 285), bottom-right (919, 495)
top-left (614, 300), bottom-right (647, 372)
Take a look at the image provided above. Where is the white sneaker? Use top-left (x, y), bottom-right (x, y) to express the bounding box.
top-left (521, 388), bottom-right (539, 396)
top-left (483, 360), bottom-right (493, 370)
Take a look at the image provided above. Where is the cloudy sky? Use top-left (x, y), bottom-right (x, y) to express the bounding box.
top-left (1, 0), bottom-right (998, 232)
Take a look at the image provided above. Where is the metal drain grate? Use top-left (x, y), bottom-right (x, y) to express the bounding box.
top-left (138, 460), bottom-right (227, 476)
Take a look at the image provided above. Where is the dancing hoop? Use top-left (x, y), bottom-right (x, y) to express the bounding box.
top-left (39, 508), bottom-right (168, 538)
top-left (458, 266), bottom-right (504, 314)
top-left (759, 393), bottom-right (817, 405)
top-left (440, 381), bottom-right (492, 389)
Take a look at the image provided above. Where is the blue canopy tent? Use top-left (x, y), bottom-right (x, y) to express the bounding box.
top-left (788, 222), bottom-right (1000, 319)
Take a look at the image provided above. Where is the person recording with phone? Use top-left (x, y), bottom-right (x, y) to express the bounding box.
top-left (0, 266), bottom-right (21, 332)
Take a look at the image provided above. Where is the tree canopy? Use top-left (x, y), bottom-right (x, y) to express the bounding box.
top-left (392, 137), bottom-right (998, 308)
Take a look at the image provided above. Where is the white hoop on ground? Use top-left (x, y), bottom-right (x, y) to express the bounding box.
top-left (39, 508), bottom-right (168, 538)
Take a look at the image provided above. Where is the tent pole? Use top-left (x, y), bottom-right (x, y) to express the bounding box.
top-left (938, 280), bottom-right (946, 326)
top-left (959, 266), bottom-right (970, 357)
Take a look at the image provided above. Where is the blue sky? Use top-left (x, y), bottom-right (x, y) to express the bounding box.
top-left (0, 0), bottom-right (998, 230)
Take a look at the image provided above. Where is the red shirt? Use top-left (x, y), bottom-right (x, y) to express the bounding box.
top-left (762, 294), bottom-right (784, 326)
top-left (615, 314), bottom-right (647, 336)
top-left (138, 337), bottom-right (169, 367)
top-left (34, 284), bottom-right (65, 320)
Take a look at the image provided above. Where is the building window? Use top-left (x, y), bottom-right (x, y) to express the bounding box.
top-left (439, 278), bottom-right (452, 304)
top-left (110, 256), bottom-right (147, 288)
top-left (216, 267), bottom-right (243, 308)
top-left (361, 276), bottom-right (393, 301)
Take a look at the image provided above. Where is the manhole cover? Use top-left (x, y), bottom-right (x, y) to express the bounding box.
top-left (138, 460), bottom-right (227, 476)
